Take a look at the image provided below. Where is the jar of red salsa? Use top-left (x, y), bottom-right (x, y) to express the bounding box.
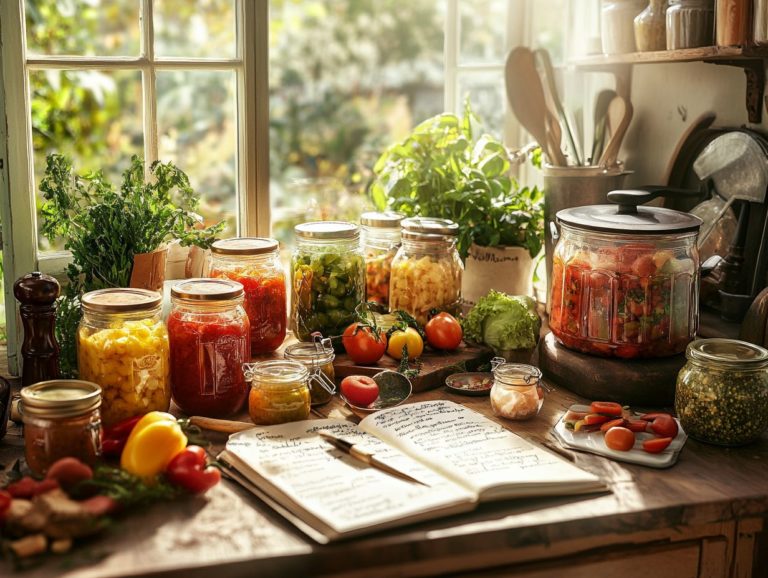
top-left (209, 237), bottom-right (287, 354)
top-left (168, 278), bottom-right (251, 417)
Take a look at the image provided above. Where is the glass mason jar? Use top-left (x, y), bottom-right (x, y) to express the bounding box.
top-left (21, 380), bottom-right (102, 475)
top-left (168, 278), bottom-right (251, 417)
top-left (676, 339), bottom-right (768, 446)
top-left (360, 211), bottom-right (403, 307)
top-left (635, 0), bottom-right (669, 51)
top-left (284, 338), bottom-right (336, 406)
top-left (209, 237), bottom-right (287, 354)
top-left (490, 358), bottom-right (544, 421)
top-left (756, 0), bottom-right (768, 44)
top-left (602, 0), bottom-right (647, 54)
top-left (291, 221), bottom-right (365, 342)
top-left (244, 360), bottom-right (311, 425)
top-left (666, 0), bottom-right (715, 49)
top-left (389, 217), bottom-right (463, 324)
top-left (78, 288), bottom-right (170, 427)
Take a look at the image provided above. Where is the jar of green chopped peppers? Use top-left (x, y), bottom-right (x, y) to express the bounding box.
top-left (675, 338), bottom-right (768, 446)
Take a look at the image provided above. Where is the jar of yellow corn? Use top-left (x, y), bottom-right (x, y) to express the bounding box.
top-left (78, 288), bottom-right (170, 427)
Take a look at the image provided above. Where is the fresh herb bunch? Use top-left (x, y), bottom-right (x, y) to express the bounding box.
top-left (369, 101), bottom-right (544, 259)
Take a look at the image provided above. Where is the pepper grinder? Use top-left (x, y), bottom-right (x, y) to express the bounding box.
top-left (13, 271), bottom-right (61, 387)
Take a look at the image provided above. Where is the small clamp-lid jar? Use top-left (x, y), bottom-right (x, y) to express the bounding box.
top-left (284, 338), bottom-right (336, 406)
top-left (490, 358), bottom-right (544, 420)
top-left (21, 379), bottom-right (102, 475)
top-left (244, 360), bottom-right (312, 425)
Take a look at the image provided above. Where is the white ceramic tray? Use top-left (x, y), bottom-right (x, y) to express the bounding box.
top-left (553, 405), bottom-right (688, 469)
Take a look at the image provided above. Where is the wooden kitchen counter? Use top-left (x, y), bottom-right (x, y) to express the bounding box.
top-left (1, 374), bottom-right (767, 577)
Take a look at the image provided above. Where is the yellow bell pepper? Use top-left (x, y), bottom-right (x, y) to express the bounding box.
top-left (120, 411), bottom-right (188, 479)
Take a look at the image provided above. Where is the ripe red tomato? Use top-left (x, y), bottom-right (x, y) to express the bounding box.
top-left (627, 419), bottom-right (649, 433)
top-left (647, 415), bottom-right (679, 438)
top-left (340, 375), bottom-right (380, 408)
top-left (342, 323), bottom-right (387, 364)
top-left (604, 427), bottom-right (635, 452)
top-left (599, 418), bottom-right (626, 432)
top-left (642, 437), bottom-right (673, 454)
top-left (589, 401), bottom-right (623, 416)
top-left (425, 312), bottom-right (463, 350)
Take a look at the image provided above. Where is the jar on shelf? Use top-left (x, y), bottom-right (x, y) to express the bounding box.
top-left (635, 0), bottom-right (669, 51)
top-left (284, 338), bottom-right (336, 406)
top-left (666, 0), bottom-right (715, 49)
top-left (21, 380), bottom-right (102, 475)
top-left (756, 0), bottom-right (768, 43)
top-left (360, 211), bottom-right (403, 306)
top-left (389, 217), bottom-right (463, 324)
top-left (245, 360), bottom-right (311, 425)
top-left (602, 0), bottom-right (647, 54)
top-left (675, 339), bottom-right (768, 446)
top-left (168, 278), bottom-right (251, 418)
top-left (716, 0), bottom-right (750, 47)
top-left (490, 358), bottom-right (544, 421)
top-left (78, 288), bottom-right (170, 427)
top-left (291, 221), bottom-right (365, 342)
top-left (209, 237), bottom-right (287, 354)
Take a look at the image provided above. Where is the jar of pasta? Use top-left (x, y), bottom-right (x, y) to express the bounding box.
top-left (389, 217), bottom-right (463, 324)
top-left (490, 358), bottom-right (544, 421)
top-left (168, 278), bottom-right (251, 418)
top-left (209, 237), bottom-right (287, 354)
top-left (21, 380), bottom-right (102, 475)
top-left (244, 360), bottom-right (311, 425)
top-left (78, 288), bottom-right (170, 427)
top-left (291, 221), bottom-right (365, 342)
top-left (284, 338), bottom-right (337, 406)
top-left (361, 212), bottom-right (403, 306)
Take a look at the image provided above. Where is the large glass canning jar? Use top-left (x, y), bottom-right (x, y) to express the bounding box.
top-left (389, 217), bottom-right (463, 324)
top-left (676, 339), bottom-right (768, 446)
top-left (360, 211), bottom-right (402, 306)
top-left (168, 278), bottom-right (251, 417)
top-left (291, 221), bottom-right (365, 342)
top-left (78, 288), bottom-right (170, 427)
top-left (549, 190), bottom-right (702, 359)
top-left (209, 237), bottom-right (287, 354)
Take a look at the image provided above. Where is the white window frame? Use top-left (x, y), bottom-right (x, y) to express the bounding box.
top-left (0, 0), bottom-right (269, 374)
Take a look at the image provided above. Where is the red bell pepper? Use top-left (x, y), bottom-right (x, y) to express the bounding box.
top-left (165, 446), bottom-right (221, 495)
top-left (101, 415), bottom-right (143, 457)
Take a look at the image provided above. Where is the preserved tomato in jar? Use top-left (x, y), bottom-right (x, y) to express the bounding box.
top-left (209, 237), bottom-right (287, 354)
top-left (168, 279), bottom-right (251, 417)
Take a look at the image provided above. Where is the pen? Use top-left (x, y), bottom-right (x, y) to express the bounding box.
top-left (317, 432), bottom-right (429, 486)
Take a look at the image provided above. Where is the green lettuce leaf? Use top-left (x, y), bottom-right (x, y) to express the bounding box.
top-left (463, 290), bottom-right (539, 352)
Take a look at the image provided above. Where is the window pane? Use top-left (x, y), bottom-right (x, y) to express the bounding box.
top-left (459, 0), bottom-right (507, 65)
top-left (458, 72), bottom-right (506, 141)
top-left (154, 0), bottom-right (236, 58)
top-left (530, 0), bottom-right (567, 64)
top-left (30, 69), bottom-right (144, 251)
top-left (157, 70), bottom-right (238, 237)
top-left (25, 0), bottom-right (140, 56)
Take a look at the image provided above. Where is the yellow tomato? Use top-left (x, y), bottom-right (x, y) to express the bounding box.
top-left (387, 328), bottom-right (424, 360)
top-left (120, 411), bottom-right (187, 479)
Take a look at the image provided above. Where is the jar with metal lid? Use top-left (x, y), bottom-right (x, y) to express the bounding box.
top-left (284, 338), bottom-right (337, 406)
top-left (291, 221), bottom-right (365, 342)
top-left (490, 358), bottom-right (544, 420)
top-left (389, 217), bottom-right (463, 324)
top-left (360, 212), bottom-right (403, 306)
top-left (168, 278), bottom-right (251, 417)
top-left (676, 339), bottom-right (768, 446)
top-left (244, 360), bottom-right (311, 425)
top-left (21, 380), bottom-right (102, 474)
top-left (209, 237), bottom-right (287, 354)
top-left (602, 0), bottom-right (647, 54)
top-left (78, 288), bottom-right (170, 427)
top-left (666, 0), bottom-right (715, 49)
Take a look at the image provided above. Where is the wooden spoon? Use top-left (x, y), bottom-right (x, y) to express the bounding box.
top-left (599, 95), bottom-right (633, 169)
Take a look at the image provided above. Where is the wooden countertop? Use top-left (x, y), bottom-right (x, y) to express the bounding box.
top-left (1, 371), bottom-right (767, 577)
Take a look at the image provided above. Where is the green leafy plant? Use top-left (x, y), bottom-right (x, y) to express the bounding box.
top-left (369, 101), bottom-right (544, 259)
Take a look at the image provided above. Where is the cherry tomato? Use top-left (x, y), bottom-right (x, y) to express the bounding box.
top-left (342, 323), bottom-right (387, 364)
top-left (340, 375), bottom-right (380, 407)
top-left (647, 415), bottom-right (679, 438)
top-left (387, 328), bottom-right (424, 360)
top-left (425, 312), bottom-right (463, 350)
top-left (627, 419), bottom-right (649, 433)
top-left (642, 437), bottom-right (673, 454)
top-left (589, 401), bottom-right (623, 416)
top-left (165, 446), bottom-right (222, 495)
top-left (604, 427), bottom-right (635, 452)
top-left (600, 418), bottom-right (626, 432)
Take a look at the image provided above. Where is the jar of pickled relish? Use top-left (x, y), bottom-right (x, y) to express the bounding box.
top-left (389, 217), bottom-right (463, 324)
top-left (168, 278), bottom-right (251, 417)
top-left (244, 360), bottom-right (311, 425)
top-left (209, 237), bottom-right (287, 354)
top-left (284, 338), bottom-right (336, 406)
top-left (490, 358), bottom-right (544, 421)
top-left (78, 288), bottom-right (170, 427)
top-left (291, 221), bottom-right (365, 342)
top-left (360, 212), bottom-right (403, 306)
top-left (21, 380), bottom-right (102, 475)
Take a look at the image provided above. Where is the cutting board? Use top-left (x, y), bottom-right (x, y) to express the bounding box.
top-left (333, 343), bottom-right (495, 393)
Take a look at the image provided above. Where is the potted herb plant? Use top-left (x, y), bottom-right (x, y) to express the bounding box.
top-left (369, 102), bottom-right (544, 306)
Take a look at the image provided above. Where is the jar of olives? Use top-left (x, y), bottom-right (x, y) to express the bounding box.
top-left (244, 360), bottom-right (311, 425)
top-left (360, 211), bottom-right (402, 306)
top-left (284, 338), bottom-right (336, 406)
top-left (291, 221), bottom-right (365, 342)
top-left (675, 339), bottom-right (768, 446)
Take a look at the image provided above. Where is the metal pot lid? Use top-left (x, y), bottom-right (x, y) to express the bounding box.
top-left (211, 237), bottom-right (279, 255)
top-left (557, 190), bottom-right (702, 234)
top-left (687, 338), bottom-right (768, 369)
top-left (295, 221), bottom-right (359, 240)
top-left (82, 288), bottom-right (162, 313)
top-left (360, 211), bottom-right (404, 228)
top-left (401, 217), bottom-right (459, 236)
top-left (171, 278), bottom-right (244, 301)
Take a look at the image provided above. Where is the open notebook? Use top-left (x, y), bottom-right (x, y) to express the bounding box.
top-left (219, 400), bottom-right (606, 543)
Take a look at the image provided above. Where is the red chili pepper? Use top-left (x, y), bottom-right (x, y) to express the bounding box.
top-left (101, 415), bottom-right (143, 457)
top-left (165, 446), bottom-right (221, 495)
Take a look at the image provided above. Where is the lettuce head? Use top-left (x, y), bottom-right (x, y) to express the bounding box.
top-left (463, 290), bottom-right (540, 353)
